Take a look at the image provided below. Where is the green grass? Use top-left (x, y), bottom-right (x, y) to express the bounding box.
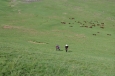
top-left (0, 0), bottom-right (115, 76)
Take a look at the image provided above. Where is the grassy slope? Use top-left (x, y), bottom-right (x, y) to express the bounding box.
top-left (0, 0), bottom-right (115, 76)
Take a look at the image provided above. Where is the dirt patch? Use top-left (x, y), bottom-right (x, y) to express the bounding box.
top-left (28, 41), bottom-right (48, 44)
top-left (76, 34), bottom-right (86, 38)
top-left (3, 25), bottom-right (21, 29)
top-left (2, 25), bottom-right (39, 35)
top-left (22, 0), bottom-right (42, 3)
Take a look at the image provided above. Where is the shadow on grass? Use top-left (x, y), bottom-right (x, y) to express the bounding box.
top-left (56, 50), bottom-right (72, 52)
top-left (68, 50), bottom-right (72, 52)
top-left (56, 50), bottom-right (63, 51)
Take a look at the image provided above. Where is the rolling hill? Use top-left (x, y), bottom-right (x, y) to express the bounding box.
top-left (0, 0), bottom-right (115, 76)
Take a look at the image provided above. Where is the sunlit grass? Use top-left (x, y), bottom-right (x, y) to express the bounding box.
top-left (0, 0), bottom-right (115, 76)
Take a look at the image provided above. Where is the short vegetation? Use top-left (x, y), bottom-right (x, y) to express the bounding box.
top-left (0, 0), bottom-right (115, 76)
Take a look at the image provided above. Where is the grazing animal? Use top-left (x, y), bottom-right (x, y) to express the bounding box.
top-left (61, 22), bottom-right (66, 24)
top-left (56, 45), bottom-right (60, 51)
top-left (77, 21), bottom-right (81, 23)
top-left (107, 34), bottom-right (111, 36)
top-left (82, 24), bottom-right (84, 25)
top-left (84, 21), bottom-right (86, 23)
top-left (70, 26), bottom-right (73, 27)
top-left (69, 18), bottom-right (75, 19)
top-left (85, 26), bottom-right (88, 28)
top-left (93, 34), bottom-right (96, 36)
top-left (102, 24), bottom-right (104, 26)
top-left (100, 26), bottom-right (104, 29)
top-left (65, 44), bottom-right (69, 52)
top-left (101, 23), bottom-right (104, 24)
top-left (92, 24), bottom-right (95, 27)
top-left (89, 26), bottom-right (92, 28)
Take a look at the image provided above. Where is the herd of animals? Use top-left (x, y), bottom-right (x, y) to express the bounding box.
top-left (61, 18), bottom-right (113, 36)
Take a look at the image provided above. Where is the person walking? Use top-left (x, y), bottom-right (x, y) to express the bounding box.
top-left (65, 44), bottom-right (69, 52)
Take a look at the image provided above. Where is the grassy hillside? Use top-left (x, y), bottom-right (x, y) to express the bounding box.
top-left (0, 0), bottom-right (115, 76)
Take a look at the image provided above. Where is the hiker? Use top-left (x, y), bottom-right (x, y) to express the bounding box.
top-left (65, 44), bottom-right (69, 52)
top-left (56, 45), bottom-right (60, 51)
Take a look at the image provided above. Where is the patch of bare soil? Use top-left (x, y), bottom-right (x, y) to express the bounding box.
top-left (22, 0), bottom-right (42, 3)
top-left (75, 34), bottom-right (86, 38)
top-left (28, 41), bottom-right (48, 44)
top-left (3, 25), bottom-right (21, 29)
top-left (2, 25), bottom-right (38, 35)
